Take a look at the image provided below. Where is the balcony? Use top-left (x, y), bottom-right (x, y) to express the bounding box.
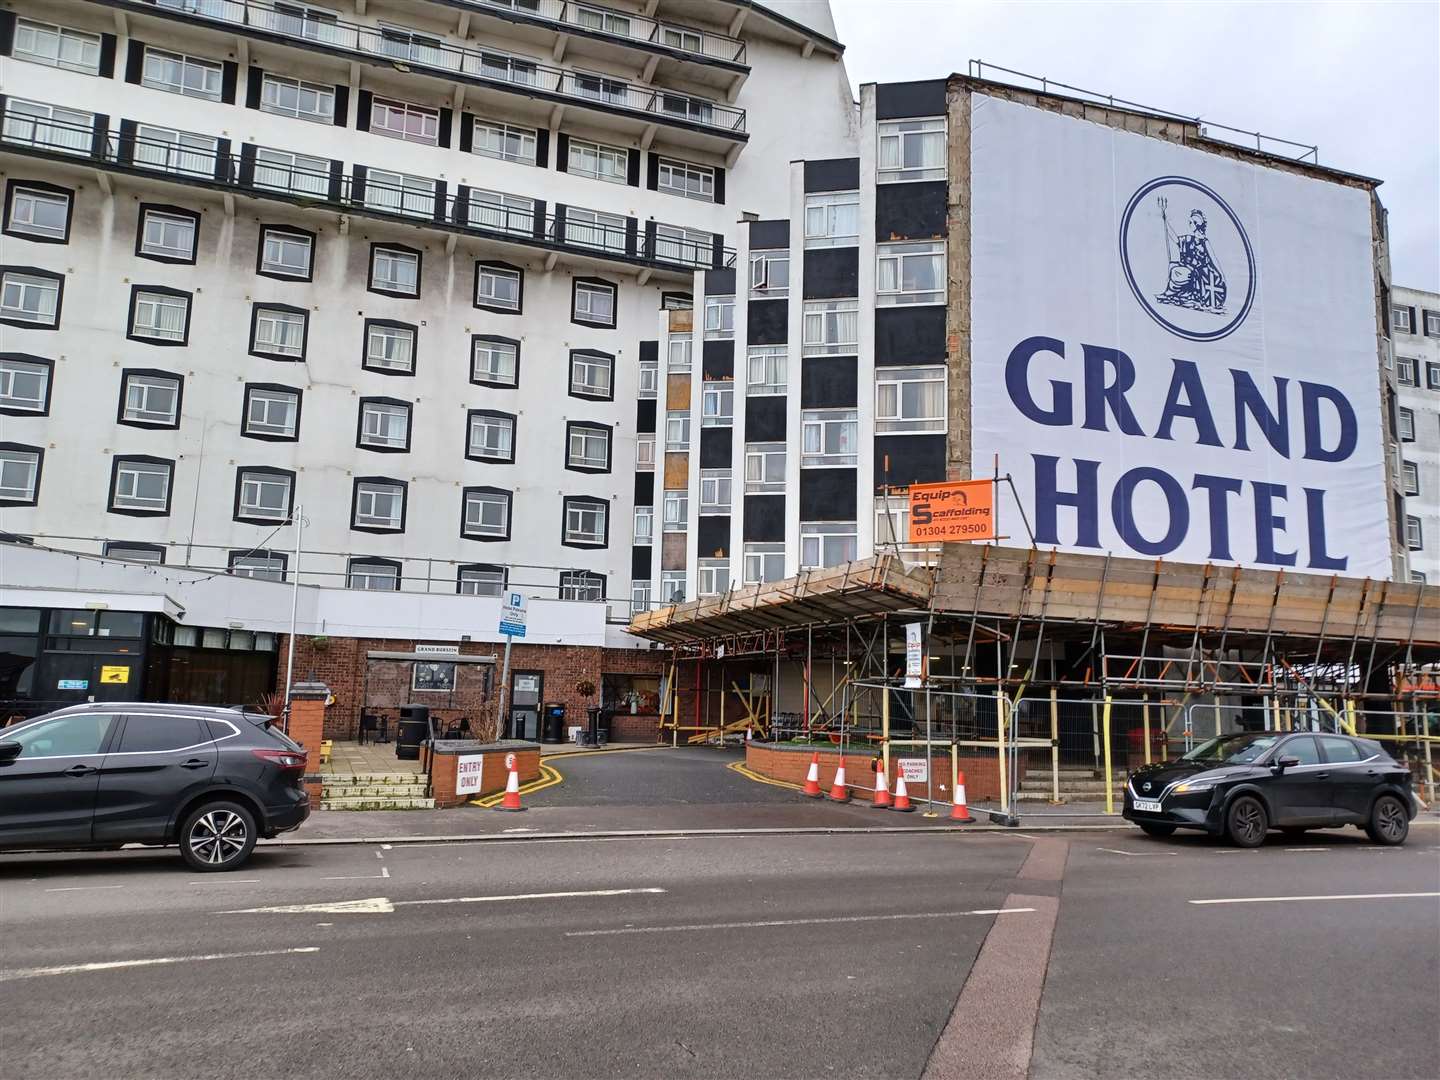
top-left (121, 0), bottom-right (748, 150)
top-left (0, 102), bottom-right (734, 278)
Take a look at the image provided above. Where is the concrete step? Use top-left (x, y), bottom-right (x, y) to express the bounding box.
top-left (321, 773), bottom-right (426, 786)
top-left (319, 795), bottom-right (437, 811)
top-left (323, 783), bottom-right (430, 799)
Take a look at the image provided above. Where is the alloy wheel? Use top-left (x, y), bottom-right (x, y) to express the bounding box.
top-left (189, 810), bottom-right (249, 866)
top-left (1233, 800), bottom-right (1264, 844)
top-left (1376, 798), bottom-right (1406, 842)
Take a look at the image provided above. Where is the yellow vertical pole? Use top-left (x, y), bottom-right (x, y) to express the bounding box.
top-left (671, 667), bottom-right (679, 748)
top-left (1346, 698), bottom-right (1358, 737)
top-left (1102, 695), bottom-right (1114, 815)
top-left (1142, 692), bottom-right (1152, 766)
top-left (881, 681), bottom-right (891, 780)
top-left (997, 688), bottom-right (1009, 817)
top-left (1271, 695), bottom-right (1281, 732)
top-left (1049, 687), bottom-right (1060, 804)
top-left (950, 750), bottom-right (959, 812)
top-left (719, 676), bottom-right (726, 743)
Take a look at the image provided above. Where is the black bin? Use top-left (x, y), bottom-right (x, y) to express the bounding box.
top-left (543, 702), bottom-right (566, 744)
top-left (396, 704), bottom-right (429, 760)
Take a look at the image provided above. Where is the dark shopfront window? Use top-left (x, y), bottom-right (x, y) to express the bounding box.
top-left (47, 609), bottom-right (145, 647)
top-left (601, 673), bottom-right (660, 716)
top-left (150, 620), bottom-right (278, 708)
top-left (0, 608), bottom-right (42, 705)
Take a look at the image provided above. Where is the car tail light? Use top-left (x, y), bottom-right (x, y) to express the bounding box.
top-left (253, 748), bottom-right (307, 773)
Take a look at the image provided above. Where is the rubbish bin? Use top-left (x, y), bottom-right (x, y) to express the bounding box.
top-left (396, 704), bottom-right (429, 760)
top-left (543, 702), bottom-right (566, 744)
top-left (596, 706), bottom-right (613, 746)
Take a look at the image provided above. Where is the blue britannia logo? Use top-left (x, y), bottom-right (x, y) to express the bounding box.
top-left (1119, 176), bottom-right (1256, 342)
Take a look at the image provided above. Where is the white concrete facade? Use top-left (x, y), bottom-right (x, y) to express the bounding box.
top-left (1392, 285), bottom-right (1440, 584)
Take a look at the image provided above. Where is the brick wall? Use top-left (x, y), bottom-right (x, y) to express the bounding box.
top-left (745, 743), bottom-right (1016, 804)
top-left (423, 745), bottom-right (541, 809)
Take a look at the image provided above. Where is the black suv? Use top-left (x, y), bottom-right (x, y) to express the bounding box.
top-left (0, 702), bottom-right (310, 871)
top-left (1123, 730), bottom-right (1418, 847)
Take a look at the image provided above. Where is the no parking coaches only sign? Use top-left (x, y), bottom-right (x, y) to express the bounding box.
top-left (907, 480), bottom-right (996, 543)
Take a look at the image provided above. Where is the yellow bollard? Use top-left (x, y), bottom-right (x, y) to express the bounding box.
top-left (1102, 695), bottom-right (1114, 815)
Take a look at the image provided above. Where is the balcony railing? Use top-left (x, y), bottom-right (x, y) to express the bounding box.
top-left (463, 0), bottom-right (747, 65)
top-left (144, 0), bottom-right (746, 134)
top-left (0, 105), bottom-right (735, 271)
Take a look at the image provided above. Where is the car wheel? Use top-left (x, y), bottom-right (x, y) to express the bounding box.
top-left (1364, 795), bottom-right (1409, 846)
top-left (1226, 796), bottom-right (1268, 848)
top-left (1138, 822), bottom-right (1176, 838)
top-left (180, 801), bottom-right (257, 872)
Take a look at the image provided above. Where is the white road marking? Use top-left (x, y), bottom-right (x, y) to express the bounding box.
top-left (1098, 847), bottom-right (1143, 856)
top-left (1189, 892), bottom-right (1440, 906)
top-left (43, 885), bottom-right (126, 893)
top-left (401, 887), bottom-right (665, 907)
top-left (187, 879), bottom-right (259, 885)
top-left (0, 946), bottom-right (319, 982)
top-left (382, 865), bottom-right (390, 878)
top-left (380, 844), bottom-right (393, 850)
top-left (1283, 848), bottom-right (1329, 853)
top-left (226, 886), bottom-right (666, 916)
top-left (565, 908), bottom-right (1036, 937)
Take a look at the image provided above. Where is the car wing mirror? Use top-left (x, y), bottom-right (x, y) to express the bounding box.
top-left (0, 741), bottom-right (21, 763)
top-left (1274, 755), bottom-right (1300, 772)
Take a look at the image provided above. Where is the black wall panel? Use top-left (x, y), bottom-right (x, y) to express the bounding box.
top-left (875, 306), bottom-right (946, 366)
top-left (747, 299), bottom-right (788, 345)
top-left (799, 469), bottom-right (857, 521)
top-left (875, 181), bottom-right (947, 241)
top-left (634, 471), bottom-right (654, 505)
top-left (636, 398), bottom-right (656, 433)
top-left (705, 268), bottom-right (736, 295)
top-left (743, 496), bottom-right (785, 542)
top-left (873, 434), bottom-right (946, 489)
top-left (745, 397), bottom-right (786, 441)
top-left (802, 247), bottom-right (859, 300)
top-left (801, 356), bottom-right (857, 408)
top-left (631, 546), bottom-right (651, 579)
top-left (697, 516), bottom-right (730, 558)
top-left (702, 339), bottom-right (734, 379)
top-left (699, 427), bottom-right (733, 468)
top-left (804, 158), bottom-right (860, 193)
top-left (875, 80), bottom-right (947, 120)
top-left (749, 219), bottom-right (790, 250)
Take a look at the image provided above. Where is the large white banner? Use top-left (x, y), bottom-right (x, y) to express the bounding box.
top-left (969, 94), bottom-right (1390, 578)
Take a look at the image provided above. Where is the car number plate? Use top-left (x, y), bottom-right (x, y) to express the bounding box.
top-left (1132, 799), bottom-right (1163, 813)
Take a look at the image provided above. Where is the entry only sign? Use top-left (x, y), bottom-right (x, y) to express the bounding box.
top-left (498, 591), bottom-right (527, 638)
top-left (907, 480), bottom-right (996, 543)
top-left (455, 754), bottom-right (486, 796)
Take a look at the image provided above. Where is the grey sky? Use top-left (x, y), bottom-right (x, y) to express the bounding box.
top-left (830, 0), bottom-right (1440, 291)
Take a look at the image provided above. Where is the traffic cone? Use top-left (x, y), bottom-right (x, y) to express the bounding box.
top-left (950, 769), bottom-right (975, 824)
top-left (828, 756), bottom-right (851, 802)
top-left (496, 755), bottom-right (525, 812)
top-left (801, 752), bottom-right (822, 797)
top-left (890, 768), bottom-right (915, 813)
top-left (870, 759), bottom-right (891, 809)
top-left (745, 726), bottom-right (753, 745)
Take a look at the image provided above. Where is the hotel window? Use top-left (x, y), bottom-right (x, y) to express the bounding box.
top-left (702, 382), bottom-right (734, 427)
top-left (662, 26), bottom-right (702, 51)
top-left (665, 410), bottom-right (690, 451)
top-left (877, 242), bottom-right (945, 306)
top-left (657, 158), bottom-right (714, 201)
top-left (569, 350), bottom-right (614, 400)
top-left (653, 224), bottom-right (711, 265)
top-left (110, 457), bottom-right (172, 514)
top-left (1405, 515), bottom-right (1423, 550)
top-left (876, 366), bottom-right (946, 434)
top-left (802, 299), bottom-right (859, 356)
top-left (1, 270), bottom-right (62, 327)
top-left (458, 565), bottom-right (506, 596)
top-left (662, 489), bottom-right (688, 530)
top-left (667, 335), bottom-right (693, 372)
top-left (12, 18), bottom-right (102, 74)
top-left (804, 191), bottom-right (859, 248)
top-left (662, 292), bottom-right (693, 311)
top-left (874, 496), bottom-right (911, 548)
top-left (260, 74), bottom-right (335, 123)
top-left (747, 346), bottom-right (787, 396)
top-left (1391, 306), bottom-right (1411, 334)
top-left (104, 543), bottom-right (164, 565)
top-left (743, 543), bottom-right (784, 584)
top-left (636, 435), bottom-right (656, 470)
top-left (661, 570), bottom-right (686, 603)
top-left (639, 359), bottom-right (659, 397)
top-left (699, 469), bottom-right (731, 512)
top-left (0, 357), bottom-right (52, 414)
top-left (377, 23), bottom-right (445, 66)
top-left (0, 446), bottom-right (42, 505)
top-left (364, 322), bottom-right (416, 374)
top-left (2, 100), bottom-right (92, 155)
top-left (236, 468), bottom-right (293, 522)
top-left (1396, 358), bottom-right (1417, 386)
top-left (348, 559), bottom-right (400, 592)
top-left (697, 559), bottom-right (730, 597)
top-left (1412, 571), bottom-right (1429, 585)
top-left (745, 443), bottom-right (785, 494)
top-left (230, 551), bottom-right (287, 582)
top-left (120, 371), bottom-right (182, 427)
top-left (135, 125), bottom-right (216, 177)
top-left (476, 264), bottom-right (522, 312)
top-left (1427, 311), bottom-right (1440, 336)
top-left (352, 479), bottom-right (406, 532)
top-left (242, 385), bottom-right (300, 440)
top-left (574, 70), bottom-right (628, 105)
top-left (1398, 406), bottom-right (1415, 442)
top-left (472, 337), bottom-right (519, 386)
top-left (265, 1), bottom-right (340, 42)
top-left (1428, 362), bottom-right (1440, 390)
top-left (567, 424), bottom-right (611, 471)
top-left (630, 579), bottom-right (652, 613)
top-left (750, 250), bottom-right (789, 298)
top-left (564, 207), bottom-right (626, 253)
top-left (563, 498), bottom-right (608, 546)
top-left (567, 138), bottom-right (628, 184)
top-left (801, 409), bottom-right (858, 467)
top-left (633, 504), bottom-right (654, 544)
top-left (6, 184), bottom-right (71, 242)
top-left (370, 246), bottom-right (420, 296)
top-left (576, 5), bottom-right (632, 34)
top-left (130, 289), bottom-right (189, 343)
top-left (467, 411), bottom-right (516, 463)
top-left (142, 47), bottom-right (223, 101)
top-left (358, 399), bottom-right (411, 451)
top-left (371, 98), bottom-right (440, 145)
top-left (574, 280), bottom-right (617, 327)
top-left (800, 522), bottom-right (858, 570)
top-left (138, 208), bottom-right (198, 263)
top-left (471, 118), bottom-right (537, 165)
top-left (878, 118), bottom-right (946, 183)
top-left (468, 190), bottom-right (534, 235)
top-left (254, 147), bottom-right (328, 196)
top-left (364, 168), bottom-right (435, 218)
top-left (259, 228), bottom-right (313, 279)
top-left (660, 91), bottom-right (714, 125)
top-left (559, 570), bottom-right (605, 602)
top-left (251, 305), bottom-right (307, 359)
top-left (463, 488), bottom-right (511, 540)
top-left (1402, 461), bottom-right (1420, 497)
top-left (704, 295), bottom-right (735, 340)
top-left (477, 48), bottom-right (539, 86)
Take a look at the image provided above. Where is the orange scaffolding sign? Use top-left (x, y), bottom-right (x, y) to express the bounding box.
top-left (907, 479), bottom-right (996, 543)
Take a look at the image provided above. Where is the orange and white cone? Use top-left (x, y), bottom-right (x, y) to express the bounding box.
top-left (950, 770), bottom-right (974, 824)
top-left (890, 769), bottom-right (915, 812)
top-left (496, 755), bottom-right (525, 812)
top-left (828, 756), bottom-right (851, 802)
top-left (801, 752), bottom-right (822, 797)
top-left (870, 759), bottom-right (891, 809)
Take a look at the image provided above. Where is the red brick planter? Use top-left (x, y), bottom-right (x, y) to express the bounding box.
top-left (421, 741), bottom-right (541, 808)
